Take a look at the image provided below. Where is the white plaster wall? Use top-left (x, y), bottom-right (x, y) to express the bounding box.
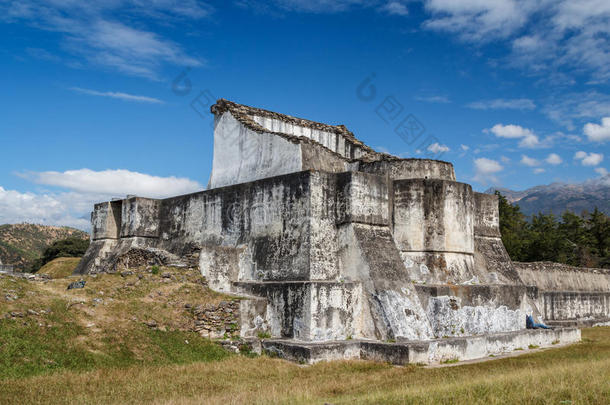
top-left (250, 114), bottom-right (339, 153)
top-left (208, 112), bottom-right (303, 189)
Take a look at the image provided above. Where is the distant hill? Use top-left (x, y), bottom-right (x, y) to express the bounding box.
top-left (486, 174), bottom-right (610, 218)
top-left (0, 224), bottom-right (89, 271)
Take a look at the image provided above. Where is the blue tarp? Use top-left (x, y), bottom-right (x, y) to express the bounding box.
top-left (526, 315), bottom-right (551, 329)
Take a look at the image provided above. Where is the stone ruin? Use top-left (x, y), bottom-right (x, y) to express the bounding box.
top-left (0, 258), bottom-right (15, 274)
top-left (75, 99), bottom-right (610, 364)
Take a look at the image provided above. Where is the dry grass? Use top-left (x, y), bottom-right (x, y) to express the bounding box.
top-left (0, 326), bottom-right (608, 404)
top-left (37, 257), bottom-right (82, 279)
top-left (2, 271), bottom-right (609, 404)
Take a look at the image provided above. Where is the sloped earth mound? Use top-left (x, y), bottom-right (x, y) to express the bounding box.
top-left (0, 265), bottom-right (250, 380)
top-left (37, 257), bottom-right (82, 279)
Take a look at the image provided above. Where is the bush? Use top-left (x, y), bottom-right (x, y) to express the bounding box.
top-left (30, 237), bottom-right (89, 272)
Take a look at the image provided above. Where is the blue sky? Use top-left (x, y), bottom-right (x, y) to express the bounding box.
top-left (0, 0), bottom-right (609, 229)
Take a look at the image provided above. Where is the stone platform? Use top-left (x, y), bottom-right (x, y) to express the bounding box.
top-left (262, 327), bottom-right (581, 365)
top-left (72, 99), bottom-right (609, 365)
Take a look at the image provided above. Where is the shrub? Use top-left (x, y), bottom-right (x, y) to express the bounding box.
top-left (31, 237), bottom-right (89, 272)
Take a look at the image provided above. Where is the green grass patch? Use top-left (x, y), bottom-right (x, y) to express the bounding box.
top-left (0, 310), bottom-right (231, 380)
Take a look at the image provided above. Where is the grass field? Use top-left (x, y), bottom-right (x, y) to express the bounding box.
top-left (1, 269), bottom-right (609, 404)
top-left (0, 327), bottom-right (608, 404)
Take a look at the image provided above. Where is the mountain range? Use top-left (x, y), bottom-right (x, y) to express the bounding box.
top-left (0, 224), bottom-right (89, 271)
top-left (486, 174), bottom-right (610, 218)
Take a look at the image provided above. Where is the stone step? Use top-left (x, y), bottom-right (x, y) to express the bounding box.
top-left (261, 327), bottom-right (581, 365)
top-left (546, 318), bottom-right (610, 327)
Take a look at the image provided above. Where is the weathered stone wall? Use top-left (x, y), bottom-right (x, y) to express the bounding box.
top-left (78, 168), bottom-right (548, 341)
top-left (473, 192), bottom-right (501, 238)
top-left (357, 159), bottom-right (456, 181)
top-left (208, 104), bottom-right (459, 190)
top-left (301, 142), bottom-right (348, 174)
top-left (168, 171), bottom-right (314, 281)
top-left (472, 193), bottom-right (522, 284)
top-left (415, 285), bottom-right (530, 337)
top-left (338, 222), bottom-right (434, 341)
top-left (237, 280), bottom-right (363, 341)
top-left (393, 179), bottom-right (476, 284)
top-left (515, 261), bottom-right (610, 323)
top-left (91, 201), bottom-right (122, 240)
top-left (515, 262), bottom-right (610, 292)
top-left (120, 197), bottom-right (160, 238)
top-left (541, 291), bottom-right (610, 321)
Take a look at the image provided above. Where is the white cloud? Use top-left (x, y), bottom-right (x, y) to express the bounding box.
top-left (3, 168), bottom-right (204, 230)
top-left (271, 0), bottom-right (373, 13)
top-left (583, 117), bottom-right (610, 142)
top-left (415, 95), bottom-right (450, 104)
top-left (22, 169), bottom-right (203, 198)
top-left (473, 157), bottom-right (503, 184)
top-left (574, 151), bottom-right (604, 166)
top-left (0, 1), bottom-right (204, 79)
top-left (520, 155), bottom-right (540, 167)
top-left (0, 186), bottom-right (91, 229)
top-left (375, 145), bottom-right (392, 154)
top-left (380, 1), bottom-right (409, 16)
top-left (595, 167), bottom-right (608, 176)
top-left (420, 0), bottom-right (610, 82)
top-left (427, 142), bottom-right (450, 153)
top-left (543, 91), bottom-right (610, 130)
top-left (460, 144), bottom-right (469, 151)
top-left (500, 156), bottom-right (511, 163)
top-left (574, 151), bottom-right (587, 159)
top-left (545, 153), bottom-right (562, 165)
top-left (70, 87), bottom-right (164, 104)
top-left (489, 124), bottom-right (534, 139)
top-left (422, 0), bottom-right (535, 42)
top-left (233, 1), bottom-right (610, 83)
top-left (466, 98), bottom-right (536, 110)
top-left (533, 168), bottom-right (545, 174)
top-left (488, 123), bottom-right (541, 148)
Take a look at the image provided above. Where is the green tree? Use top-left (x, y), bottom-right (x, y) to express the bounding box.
top-left (30, 237), bottom-right (90, 272)
top-left (558, 211), bottom-right (594, 266)
top-left (496, 191), bottom-right (530, 261)
top-left (587, 208), bottom-right (610, 267)
top-left (526, 212), bottom-right (571, 262)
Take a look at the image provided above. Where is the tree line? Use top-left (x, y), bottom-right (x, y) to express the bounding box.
top-left (497, 192), bottom-right (610, 268)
